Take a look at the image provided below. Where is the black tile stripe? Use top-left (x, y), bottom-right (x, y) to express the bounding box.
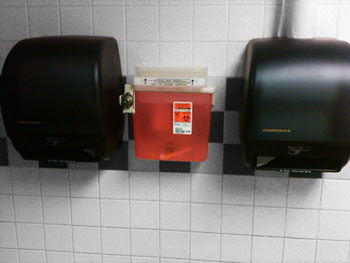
top-left (290, 171), bottom-right (323, 178)
top-left (223, 144), bottom-right (254, 175)
top-left (128, 114), bottom-right (134, 140)
top-left (0, 137), bottom-right (8, 166)
top-left (160, 161), bottom-right (190, 173)
top-left (1, 74), bottom-right (319, 177)
top-left (99, 141), bottom-right (128, 171)
top-left (209, 111), bottom-right (224, 143)
top-left (39, 160), bottom-right (68, 169)
top-left (225, 77), bottom-right (243, 111)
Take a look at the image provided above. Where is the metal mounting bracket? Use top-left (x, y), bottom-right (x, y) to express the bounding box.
top-left (119, 84), bottom-right (135, 114)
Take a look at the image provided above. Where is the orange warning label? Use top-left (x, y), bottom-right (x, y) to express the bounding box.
top-left (173, 102), bottom-right (192, 135)
top-left (174, 111), bottom-right (191, 123)
top-left (174, 103), bottom-right (192, 110)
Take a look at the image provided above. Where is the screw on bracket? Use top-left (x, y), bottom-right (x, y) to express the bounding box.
top-left (120, 92), bottom-right (134, 109)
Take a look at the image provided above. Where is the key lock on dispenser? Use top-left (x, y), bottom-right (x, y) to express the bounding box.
top-left (119, 67), bottom-right (215, 162)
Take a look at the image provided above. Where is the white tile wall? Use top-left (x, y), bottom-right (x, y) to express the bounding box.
top-left (0, 222), bottom-right (17, 248)
top-left (74, 253), bottom-right (102, 263)
top-left (70, 169), bottom-right (99, 198)
top-left (161, 231), bottom-right (190, 259)
top-left (191, 173), bottom-right (221, 203)
top-left (283, 238), bottom-right (316, 263)
top-left (40, 168), bottom-right (70, 197)
top-left (131, 229), bottom-right (159, 257)
top-left (45, 225), bottom-right (73, 252)
top-left (160, 6), bottom-right (193, 41)
top-left (0, 249), bottom-right (18, 263)
top-left (222, 205), bottom-right (253, 235)
top-left (99, 170), bottom-right (129, 199)
top-left (190, 233), bottom-right (220, 261)
top-left (11, 167), bottom-right (40, 195)
top-left (160, 173), bottom-right (190, 202)
top-left (252, 236), bottom-right (284, 263)
top-left (221, 234), bottom-right (251, 262)
top-left (72, 226), bottom-right (101, 253)
top-left (130, 201), bottom-right (159, 229)
top-left (191, 203), bottom-right (221, 232)
top-left (101, 228), bottom-right (130, 255)
top-left (160, 202), bottom-right (190, 231)
top-left (28, 7), bottom-right (60, 37)
top-left (47, 251), bottom-right (73, 263)
top-left (60, 7), bottom-right (93, 35)
top-left (285, 209), bottom-right (319, 239)
top-left (100, 199), bottom-right (129, 227)
top-left (1, 1), bottom-right (350, 262)
top-left (42, 197), bottom-right (71, 224)
top-left (253, 207), bottom-right (285, 237)
top-left (17, 223), bottom-right (45, 250)
top-left (93, 6), bottom-right (125, 40)
top-left (19, 250), bottom-right (46, 263)
top-left (71, 198), bottom-right (100, 226)
top-left (0, 195), bottom-right (15, 222)
top-left (0, 167), bottom-right (11, 195)
top-left (316, 240), bottom-right (350, 263)
top-left (13, 196), bottom-right (43, 223)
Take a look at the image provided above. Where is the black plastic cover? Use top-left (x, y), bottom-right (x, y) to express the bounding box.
top-left (241, 38), bottom-right (350, 172)
top-left (1, 36), bottom-right (124, 162)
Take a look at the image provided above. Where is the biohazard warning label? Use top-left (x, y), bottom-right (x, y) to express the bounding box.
top-left (173, 102), bottom-right (192, 135)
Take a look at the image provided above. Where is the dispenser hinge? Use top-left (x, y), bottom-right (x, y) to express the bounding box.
top-left (119, 84), bottom-right (135, 114)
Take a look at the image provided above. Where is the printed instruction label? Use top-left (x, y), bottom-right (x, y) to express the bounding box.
top-left (173, 102), bottom-right (192, 135)
top-left (134, 77), bottom-right (206, 87)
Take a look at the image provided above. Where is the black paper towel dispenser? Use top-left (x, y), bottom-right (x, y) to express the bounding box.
top-left (241, 38), bottom-right (350, 172)
top-left (0, 36), bottom-right (124, 162)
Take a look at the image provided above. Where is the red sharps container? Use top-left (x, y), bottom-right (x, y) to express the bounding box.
top-left (131, 67), bottom-right (215, 162)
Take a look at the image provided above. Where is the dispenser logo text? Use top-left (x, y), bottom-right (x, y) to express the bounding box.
top-left (262, 128), bottom-right (291, 133)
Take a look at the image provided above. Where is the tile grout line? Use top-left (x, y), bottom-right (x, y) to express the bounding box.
top-left (336, 0), bottom-right (341, 38)
top-left (189, 173), bottom-right (192, 261)
top-left (68, 169), bottom-right (76, 262)
top-left (281, 176), bottom-right (290, 262)
top-left (9, 167), bottom-right (20, 262)
top-left (158, 0), bottom-right (161, 67)
top-left (314, 177), bottom-right (324, 262)
top-left (219, 172), bottom-right (224, 261)
top-left (158, 170), bottom-right (161, 259)
top-left (261, 0), bottom-right (266, 39)
top-left (224, 0), bottom-right (230, 79)
top-left (2, 231), bottom-right (350, 250)
top-left (123, 0), bottom-right (128, 76)
top-left (90, 3), bottom-right (103, 260)
top-left (125, 0), bottom-right (129, 76)
top-left (7, 191), bottom-right (350, 212)
top-left (3, 220), bottom-right (350, 242)
top-left (191, 0), bottom-right (195, 66)
top-left (25, 0), bottom-right (30, 38)
top-left (98, 170), bottom-right (103, 263)
top-left (0, 246), bottom-right (307, 263)
top-left (128, 170), bottom-right (132, 262)
top-left (90, 0), bottom-right (94, 37)
top-left (37, 168), bottom-right (48, 263)
top-left (250, 175), bottom-right (256, 263)
top-left (0, 40), bottom-right (250, 44)
top-left (58, 0), bottom-right (62, 35)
